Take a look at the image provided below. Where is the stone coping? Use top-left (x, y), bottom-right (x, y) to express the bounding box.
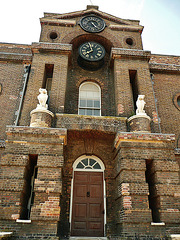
top-left (109, 24), bottom-right (143, 32)
top-left (128, 114), bottom-right (151, 122)
top-left (56, 113), bottom-right (127, 133)
top-left (150, 63), bottom-right (180, 72)
top-left (110, 48), bottom-right (151, 60)
top-left (6, 125), bottom-right (67, 136)
top-left (114, 132), bottom-right (175, 148)
top-left (40, 18), bottom-right (76, 26)
top-left (30, 108), bottom-right (54, 117)
top-left (31, 42), bottom-right (72, 54)
top-left (56, 113), bottom-right (127, 121)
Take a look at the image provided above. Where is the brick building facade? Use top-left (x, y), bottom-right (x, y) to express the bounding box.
top-left (0, 6), bottom-right (180, 240)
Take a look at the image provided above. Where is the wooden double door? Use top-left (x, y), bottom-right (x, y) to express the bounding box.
top-left (71, 171), bottom-right (104, 237)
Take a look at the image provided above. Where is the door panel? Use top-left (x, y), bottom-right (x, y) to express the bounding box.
top-left (71, 171), bottom-right (104, 237)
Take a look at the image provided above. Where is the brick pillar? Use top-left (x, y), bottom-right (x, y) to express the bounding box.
top-left (152, 156), bottom-right (180, 230)
top-left (114, 141), bottom-right (151, 237)
top-left (30, 155), bottom-right (64, 235)
top-left (49, 56), bottom-right (69, 114)
top-left (114, 132), bottom-right (178, 238)
top-left (113, 60), bottom-right (134, 117)
top-left (111, 48), bottom-right (159, 132)
top-left (19, 43), bottom-right (72, 126)
top-left (0, 126), bottom-right (67, 239)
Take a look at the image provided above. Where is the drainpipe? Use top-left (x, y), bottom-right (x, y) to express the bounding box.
top-left (14, 64), bottom-right (31, 126)
top-left (150, 73), bottom-right (162, 133)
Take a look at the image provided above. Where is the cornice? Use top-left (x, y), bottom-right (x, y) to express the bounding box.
top-left (110, 48), bottom-right (151, 61)
top-left (31, 42), bottom-right (72, 54)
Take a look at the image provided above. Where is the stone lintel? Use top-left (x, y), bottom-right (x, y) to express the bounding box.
top-left (110, 48), bottom-right (151, 62)
top-left (31, 42), bottom-right (72, 54)
top-left (114, 132), bottom-right (176, 149)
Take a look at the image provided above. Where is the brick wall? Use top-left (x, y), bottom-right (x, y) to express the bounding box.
top-left (0, 126), bottom-right (66, 239)
top-left (113, 132), bottom-right (180, 238)
top-left (0, 48), bottom-right (31, 139)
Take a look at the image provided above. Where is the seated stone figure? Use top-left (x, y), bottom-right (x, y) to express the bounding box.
top-left (36, 88), bottom-right (48, 110)
top-left (136, 95), bottom-right (146, 115)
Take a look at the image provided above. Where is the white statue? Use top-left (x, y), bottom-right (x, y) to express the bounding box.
top-left (136, 95), bottom-right (146, 115)
top-left (36, 88), bottom-right (48, 110)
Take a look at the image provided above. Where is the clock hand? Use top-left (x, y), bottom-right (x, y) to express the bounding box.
top-left (91, 22), bottom-right (98, 28)
top-left (88, 42), bottom-right (93, 51)
top-left (86, 49), bottom-right (93, 54)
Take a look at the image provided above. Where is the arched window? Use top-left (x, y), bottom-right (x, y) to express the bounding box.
top-left (78, 82), bottom-right (101, 116)
top-left (73, 155), bottom-right (105, 172)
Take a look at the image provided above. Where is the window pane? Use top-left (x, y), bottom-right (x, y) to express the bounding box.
top-left (79, 109), bottom-right (85, 115)
top-left (94, 109), bottom-right (100, 116)
top-left (94, 100), bottom-right (100, 108)
top-left (77, 162), bottom-right (84, 169)
top-left (90, 159), bottom-right (96, 166)
top-left (177, 96), bottom-right (180, 107)
top-left (87, 109), bottom-right (92, 115)
top-left (80, 99), bottom-right (86, 107)
top-left (93, 163), bottom-right (101, 169)
top-left (87, 100), bottom-right (93, 107)
top-left (82, 159), bottom-right (88, 166)
top-left (79, 82), bottom-right (101, 116)
top-left (80, 91), bottom-right (86, 98)
top-left (93, 92), bottom-right (100, 98)
top-left (87, 91), bottom-right (94, 98)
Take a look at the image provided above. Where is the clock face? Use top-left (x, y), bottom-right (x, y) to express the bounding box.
top-left (79, 42), bottom-right (105, 62)
top-left (80, 15), bottom-right (106, 33)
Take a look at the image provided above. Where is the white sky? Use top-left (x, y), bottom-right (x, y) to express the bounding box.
top-left (0, 0), bottom-right (180, 56)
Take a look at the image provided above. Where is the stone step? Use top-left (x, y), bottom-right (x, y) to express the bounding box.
top-left (170, 235), bottom-right (180, 240)
top-left (69, 237), bottom-right (107, 240)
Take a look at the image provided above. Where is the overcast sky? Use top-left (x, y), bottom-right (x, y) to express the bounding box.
top-left (0, 0), bottom-right (180, 56)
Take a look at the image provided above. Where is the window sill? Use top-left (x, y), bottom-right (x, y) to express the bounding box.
top-left (0, 232), bottom-right (13, 236)
top-left (16, 219), bottom-right (31, 223)
top-left (151, 222), bottom-right (165, 226)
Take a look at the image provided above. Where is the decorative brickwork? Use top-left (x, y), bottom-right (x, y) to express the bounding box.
top-left (0, 5), bottom-right (180, 240)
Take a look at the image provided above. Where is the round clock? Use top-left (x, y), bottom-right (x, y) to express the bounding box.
top-left (80, 15), bottom-right (106, 33)
top-left (79, 42), bottom-right (105, 62)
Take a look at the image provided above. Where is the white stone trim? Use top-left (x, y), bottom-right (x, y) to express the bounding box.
top-left (151, 222), bottom-right (165, 226)
top-left (16, 219), bottom-right (31, 223)
top-left (73, 155), bottom-right (105, 172)
top-left (0, 232), bottom-right (13, 236)
top-left (170, 234), bottom-right (180, 239)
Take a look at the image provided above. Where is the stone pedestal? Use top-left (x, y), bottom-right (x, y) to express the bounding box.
top-left (128, 114), bottom-right (151, 132)
top-left (30, 109), bottom-right (54, 128)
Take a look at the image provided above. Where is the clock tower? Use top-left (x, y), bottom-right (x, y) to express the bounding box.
top-left (0, 5), bottom-right (179, 240)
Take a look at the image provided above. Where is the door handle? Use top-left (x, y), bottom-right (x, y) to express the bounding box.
top-left (87, 191), bottom-right (90, 197)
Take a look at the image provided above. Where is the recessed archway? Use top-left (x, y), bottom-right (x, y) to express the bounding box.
top-left (70, 155), bottom-right (106, 237)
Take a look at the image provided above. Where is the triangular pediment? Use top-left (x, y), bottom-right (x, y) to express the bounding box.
top-left (43, 6), bottom-right (141, 27)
